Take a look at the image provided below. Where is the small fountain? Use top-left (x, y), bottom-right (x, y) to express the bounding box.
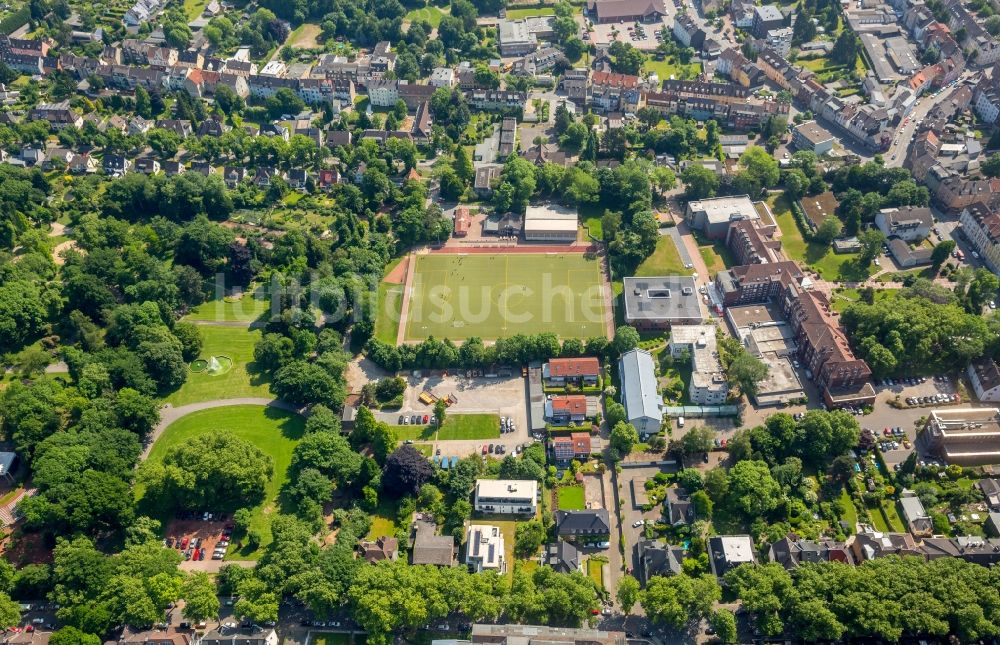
top-left (207, 356), bottom-right (222, 374)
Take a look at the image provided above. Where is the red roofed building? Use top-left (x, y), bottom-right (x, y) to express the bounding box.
top-left (546, 395), bottom-right (589, 425)
top-left (543, 357), bottom-right (601, 386)
top-left (453, 206), bottom-right (471, 237)
top-left (552, 431), bottom-right (593, 462)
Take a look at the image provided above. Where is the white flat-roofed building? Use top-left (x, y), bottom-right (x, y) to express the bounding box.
top-left (466, 524), bottom-right (506, 573)
top-left (924, 408), bottom-right (1000, 466)
top-left (523, 203), bottom-right (578, 242)
top-left (685, 195), bottom-right (759, 239)
top-left (708, 535), bottom-right (756, 577)
top-left (668, 325), bottom-right (729, 405)
top-left (474, 479), bottom-right (538, 515)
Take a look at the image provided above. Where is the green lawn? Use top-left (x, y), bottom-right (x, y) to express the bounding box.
top-left (636, 235), bottom-right (694, 277)
top-left (366, 499), bottom-right (400, 540)
top-left (770, 194), bottom-right (871, 281)
top-left (405, 253), bottom-right (607, 341)
top-left (838, 488), bottom-right (858, 529)
top-left (438, 413), bottom-right (500, 440)
top-left (830, 287), bottom-right (897, 313)
top-left (312, 634), bottom-right (351, 645)
top-left (696, 234), bottom-right (735, 278)
top-left (405, 5), bottom-right (446, 26)
top-left (162, 326), bottom-right (271, 406)
top-left (557, 485), bottom-right (586, 510)
top-left (643, 57), bottom-right (701, 81)
top-left (882, 500), bottom-right (906, 533)
top-left (586, 558), bottom-right (604, 590)
top-left (504, 6), bottom-right (557, 17)
top-left (390, 414), bottom-right (500, 441)
top-left (182, 0), bottom-right (206, 20)
top-left (183, 293), bottom-right (271, 323)
top-left (583, 217), bottom-right (604, 241)
top-left (374, 282), bottom-right (403, 344)
top-left (142, 405), bottom-right (305, 557)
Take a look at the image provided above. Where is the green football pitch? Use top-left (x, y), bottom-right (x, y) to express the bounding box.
top-left (403, 253), bottom-right (608, 341)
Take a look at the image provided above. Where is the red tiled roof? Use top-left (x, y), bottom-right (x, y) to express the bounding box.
top-left (551, 395), bottom-right (587, 415)
top-left (591, 71), bottom-right (640, 89)
top-left (547, 357), bottom-right (601, 378)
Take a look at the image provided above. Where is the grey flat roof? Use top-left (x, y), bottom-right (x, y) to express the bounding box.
top-left (623, 276), bottom-right (701, 323)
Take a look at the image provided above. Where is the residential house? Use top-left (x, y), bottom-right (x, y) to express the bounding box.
top-left (103, 154), bottom-right (131, 177)
top-left (162, 160), bottom-right (184, 176)
top-left (326, 129), bottom-right (352, 149)
top-left (222, 166), bottom-right (247, 188)
top-left (201, 627), bottom-right (278, 645)
top-left (287, 169), bottom-right (309, 190)
top-left (543, 357), bottom-right (601, 387)
top-left (135, 157), bottom-right (161, 174)
top-left (474, 479), bottom-right (538, 515)
top-left (551, 432), bottom-right (593, 463)
top-left (899, 490), bottom-right (933, 536)
top-left (977, 479), bottom-right (1000, 510)
top-left (68, 153), bottom-right (98, 174)
top-left (545, 540), bottom-right (582, 574)
top-left (919, 535), bottom-right (1000, 566)
top-left (707, 535), bottom-right (756, 578)
top-left (958, 202), bottom-right (1000, 274)
top-left (968, 358), bottom-right (1000, 403)
top-left (155, 119), bottom-right (193, 138)
top-left (466, 524), bottom-right (506, 573)
top-left (767, 533), bottom-right (854, 569)
top-left (874, 206), bottom-right (933, 242)
top-left (663, 487), bottom-right (694, 525)
top-left (197, 119), bottom-right (227, 137)
top-left (545, 396), bottom-right (588, 426)
top-left (29, 101), bottom-right (82, 129)
top-left (253, 167), bottom-right (281, 187)
top-left (410, 520), bottom-right (455, 566)
top-left (554, 509), bottom-right (611, 541)
top-left (317, 168), bottom-right (342, 189)
top-left (673, 13), bottom-right (706, 50)
top-left (358, 536), bottom-right (398, 563)
top-left (637, 539), bottom-right (684, 582)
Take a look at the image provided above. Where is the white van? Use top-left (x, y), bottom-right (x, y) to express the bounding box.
top-left (678, 416), bottom-right (685, 428)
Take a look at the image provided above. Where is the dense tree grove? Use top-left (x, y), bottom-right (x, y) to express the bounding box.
top-left (727, 558), bottom-right (1000, 641)
top-left (841, 291), bottom-right (990, 375)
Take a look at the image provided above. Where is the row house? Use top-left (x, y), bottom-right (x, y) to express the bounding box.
top-left (59, 54), bottom-right (100, 78)
top-left (467, 89), bottom-right (527, 111)
top-left (0, 36), bottom-right (50, 57)
top-left (511, 48), bottom-right (567, 77)
top-left (561, 68), bottom-right (590, 106)
top-left (156, 119), bottom-right (194, 139)
top-left (123, 0), bottom-right (163, 26)
top-left (222, 59), bottom-right (257, 77)
top-left (248, 74), bottom-right (297, 100)
top-left (28, 101), bottom-right (82, 129)
top-left (0, 52), bottom-right (45, 75)
top-left (176, 50), bottom-right (204, 69)
top-left (946, 0), bottom-right (1000, 66)
top-left (716, 48), bottom-right (764, 88)
top-left (96, 64), bottom-right (168, 91)
top-left (298, 78), bottom-right (355, 105)
top-left (959, 202), bottom-right (1000, 275)
top-left (590, 71), bottom-right (641, 113)
top-left (974, 73), bottom-right (1000, 124)
top-left (928, 168), bottom-right (1000, 211)
top-left (725, 219), bottom-right (782, 265)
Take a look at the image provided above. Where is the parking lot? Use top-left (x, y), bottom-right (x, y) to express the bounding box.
top-left (165, 515), bottom-right (234, 564)
top-left (587, 18), bottom-right (669, 50)
top-left (372, 371), bottom-right (530, 456)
